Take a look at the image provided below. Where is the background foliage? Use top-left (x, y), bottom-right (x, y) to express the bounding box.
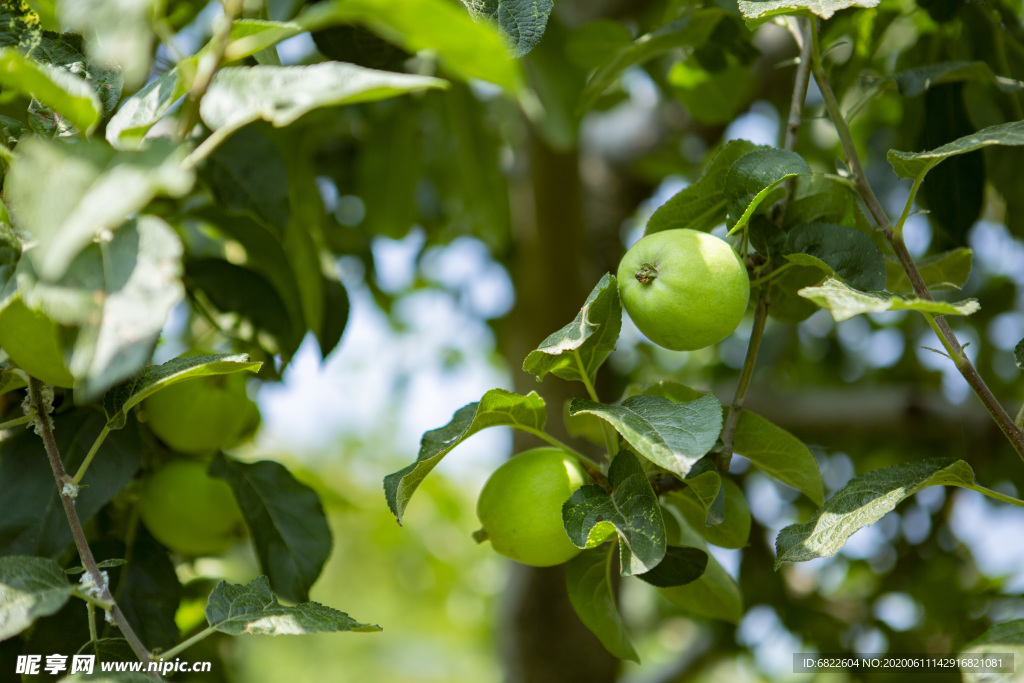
top-left (2, 0), bottom-right (1024, 681)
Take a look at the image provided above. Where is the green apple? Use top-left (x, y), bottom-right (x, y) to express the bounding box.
top-left (143, 359), bottom-right (258, 454)
top-left (0, 297), bottom-right (74, 388)
top-left (617, 228), bottom-right (749, 351)
top-left (475, 448), bottom-right (587, 567)
top-left (137, 459), bottom-right (246, 556)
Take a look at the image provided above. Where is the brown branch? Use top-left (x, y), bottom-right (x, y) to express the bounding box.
top-left (26, 379), bottom-right (154, 666)
top-left (808, 21), bottom-right (1024, 463)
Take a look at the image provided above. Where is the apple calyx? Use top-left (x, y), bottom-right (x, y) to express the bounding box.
top-left (635, 262), bottom-right (658, 285)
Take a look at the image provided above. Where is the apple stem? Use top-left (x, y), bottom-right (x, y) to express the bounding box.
top-left (26, 377), bottom-right (156, 670)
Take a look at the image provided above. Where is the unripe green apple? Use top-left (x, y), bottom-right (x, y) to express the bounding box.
top-left (143, 359), bottom-right (257, 454)
top-left (137, 459), bottom-right (246, 556)
top-left (0, 297), bottom-right (74, 387)
top-left (476, 448), bottom-right (587, 567)
top-left (617, 228), bottom-right (749, 351)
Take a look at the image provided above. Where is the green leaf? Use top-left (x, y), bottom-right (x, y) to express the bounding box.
top-left (889, 61), bottom-right (1024, 98)
top-left (737, 0), bottom-right (879, 25)
top-left (783, 175), bottom-right (858, 229)
top-left (679, 457), bottom-right (724, 527)
top-left (659, 513), bottom-right (743, 623)
top-left (210, 455), bottom-right (332, 604)
top-left (1016, 339), bottom-right (1023, 369)
top-left (0, 47), bottom-right (101, 134)
top-left (523, 273), bottom-right (621, 385)
top-left (580, 9), bottom-right (729, 112)
top-left (316, 274), bottom-right (349, 359)
top-left (201, 125), bottom-right (291, 237)
top-left (75, 638), bottom-right (136, 663)
top-left (798, 276), bottom-right (980, 322)
top-left (635, 546), bottom-right (708, 588)
top-left (961, 620), bottom-right (1024, 683)
top-left (57, 0), bottom-right (156, 89)
top-left (106, 19), bottom-right (295, 149)
top-left (199, 63), bottom-right (448, 138)
top-left (885, 248), bottom-right (972, 293)
top-left (6, 137), bottom-right (194, 281)
top-left (768, 263), bottom-right (824, 323)
top-left (626, 380), bottom-right (708, 404)
top-left (725, 148), bottom-right (811, 234)
top-left (0, 556), bottom-right (73, 641)
top-left (185, 259), bottom-right (300, 357)
top-left (12, 216), bottom-right (188, 400)
top-left (565, 19), bottom-right (633, 70)
top-left (775, 459), bottom-right (975, 567)
top-left (565, 547), bottom-right (640, 662)
top-left (0, 363), bottom-right (27, 397)
top-left (562, 451), bottom-right (667, 575)
top-left (384, 389), bottom-right (548, 523)
top-left (103, 353), bottom-right (261, 431)
top-left (206, 576), bottom-right (381, 636)
top-left (188, 206), bottom-right (308, 356)
top-left (357, 102), bottom-right (421, 239)
top-left (111, 540), bottom-right (181, 651)
top-left (733, 410), bottom-right (823, 505)
top-left (224, 19), bottom-right (306, 61)
top-left (786, 222), bottom-right (886, 292)
top-left (286, 0), bottom-right (524, 92)
top-left (665, 478), bottom-right (751, 549)
top-left (569, 394), bottom-right (723, 479)
top-left (106, 66), bottom-right (190, 149)
top-left (888, 119), bottom-right (1024, 181)
top-left (668, 57), bottom-right (755, 126)
top-left (470, 0), bottom-right (553, 57)
top-left (917, 84), bottom-right (983, 245)
top-left (0, 408), bottom-right (142, 558)
top-left (647, 140), bottom-right (761, 234)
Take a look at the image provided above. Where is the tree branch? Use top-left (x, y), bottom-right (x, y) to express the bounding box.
top-left (808, 20), bottom-right (1024, 463)
top-left (26, 378), bottom-right (154, 666)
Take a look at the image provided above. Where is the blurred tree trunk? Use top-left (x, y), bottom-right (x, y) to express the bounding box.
top-left (495, 135), bottom-right (620, 683)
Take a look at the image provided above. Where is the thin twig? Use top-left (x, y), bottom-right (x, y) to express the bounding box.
top-left (808, 20), bottom-right (1024, 463)
top-left (26, 378), bottom-right (153, 666)
top-left (175, 0), bottom-right (244, 141)
top-left (717, 18), bottom-right (813, 471)
top-left (719, 286), bottom-right (771, 471)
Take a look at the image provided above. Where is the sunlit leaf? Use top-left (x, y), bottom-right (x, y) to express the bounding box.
top-left (523, 273), bottom-right (621, 385)
top-left (384, 389), bottom-right (548, 523)
top-left (469, 0), bottom-right (553, 57)
top-left (0, 556), bottom-right (73, 641)
top-left (569, 394), bottom-right (722, 479)
top-left (798, 277), bottom-right (980, 322)
top-left (733, 410), bottom-right (823, 505)
top-left (775, 459), bottom-right (975, 567)
top-left (200, 63), bottom-right (448, 137)
top-left (103, 353), bottom-right (261, 431)
top-left (206, 576), bottom-right (380, 636)
top-left (888, 119), bottom-right (1024, 181)
top-left (737, 0), bottom-right (879, 25)
top-left (562, 451), bottom-right (666, 575)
